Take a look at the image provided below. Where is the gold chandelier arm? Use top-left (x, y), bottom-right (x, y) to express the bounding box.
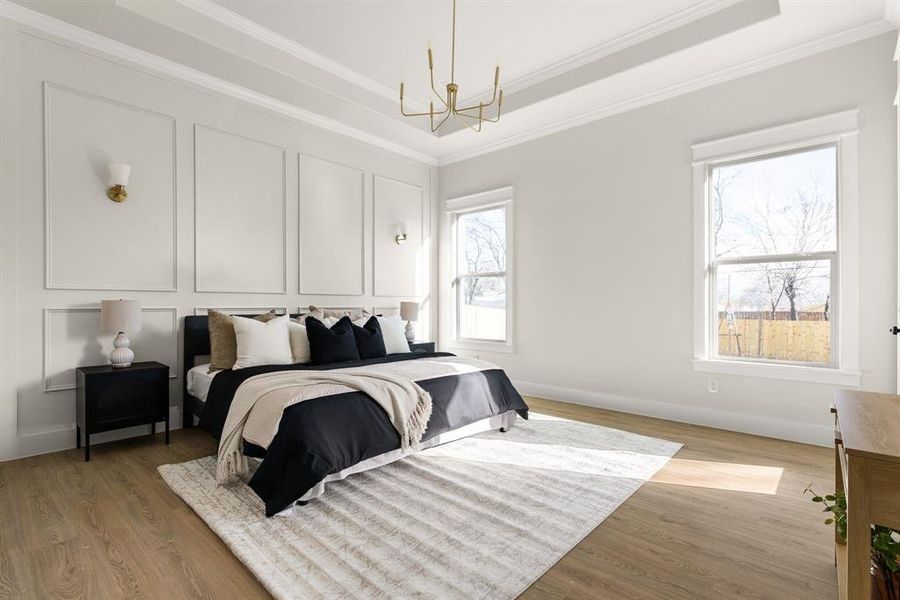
top-left (456, 67), bottom-right (500, 113)
top-left (427, 49), bottom-right (449, 109)
top-left (460, 89), bottom-right (503, 121)
top-left (401, 82), bottom-right (450, 117)
top-left (431, 110), bottom-right (452, 133)
top-left (452, 111), bottom-right (483, 133)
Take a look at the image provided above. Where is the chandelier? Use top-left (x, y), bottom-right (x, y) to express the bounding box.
top-left (399, 0), bottom-right (503, 133)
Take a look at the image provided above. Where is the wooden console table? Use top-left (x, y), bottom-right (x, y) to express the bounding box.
top-left (833, 390), bottom-right (900, 599)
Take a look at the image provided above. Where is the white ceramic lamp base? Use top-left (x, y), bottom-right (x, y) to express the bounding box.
top-left (109, 332), bottom-right (134, 368)
top-left (405, 321), bottom-right (415, 343)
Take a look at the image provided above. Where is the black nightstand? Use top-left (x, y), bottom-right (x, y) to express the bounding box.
top-left (75, 361), bottom-right (170, 461)
top-left (409, 341), bottom-right (435, 353)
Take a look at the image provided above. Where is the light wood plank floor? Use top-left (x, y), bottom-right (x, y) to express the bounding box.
top-left (0, 397), bottom-right (837, 599)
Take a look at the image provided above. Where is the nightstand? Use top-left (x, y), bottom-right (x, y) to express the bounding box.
top-left (75, 361), bottom-right (170, 461)
top-left (409, 341), bottom-right (435, 353)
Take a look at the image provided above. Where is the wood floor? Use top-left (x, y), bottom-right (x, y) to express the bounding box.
top-left (0, 397), bottom-right (837, 599)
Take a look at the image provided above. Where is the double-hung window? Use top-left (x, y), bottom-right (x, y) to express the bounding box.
top-left (692, 112), bottom-right (860, 386)
top-left (446, 187), bottom-right (514, 352)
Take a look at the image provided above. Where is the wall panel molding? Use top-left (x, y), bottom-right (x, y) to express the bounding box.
top-left (193, 306), bottom-right (289, 316)
top-left (372, 175), bottom-right (424, 297)
top-left (194, 124), bottom-right (287, 294)
top-left (298, 153), bottom-right (364, 295)
top-left (43, 82), bottom-right (178, 291)
top-left (42, 306), bottom-right (178, 392)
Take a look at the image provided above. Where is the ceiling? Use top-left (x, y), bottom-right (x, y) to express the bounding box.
top-left (212, 0), bottom-right (706, 106)
top-left (4, 0), bottom-right (898, 164)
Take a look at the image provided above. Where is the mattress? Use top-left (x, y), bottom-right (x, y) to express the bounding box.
top-left (186, 363), bottom-right (216, 403)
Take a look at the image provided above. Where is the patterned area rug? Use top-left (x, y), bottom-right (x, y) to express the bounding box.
top-left (159, 413), bottom-right (681, 599)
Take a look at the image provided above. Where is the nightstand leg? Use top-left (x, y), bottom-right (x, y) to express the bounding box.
top-left (165, 415), bottom-right (169, 445)
top-left (85, 434), bottom-right (90, 462)
top-left (151, 421), bottom-right (155, 437)
top-left (76, 425), bottom-right (81, 449)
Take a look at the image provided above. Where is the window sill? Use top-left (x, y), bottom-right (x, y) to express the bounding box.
top-left (444, 340), bottom-right (516, 354)
top-left (692, 358), bottom-right (860, 387)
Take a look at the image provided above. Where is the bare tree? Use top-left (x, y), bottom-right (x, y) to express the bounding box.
top-left (712, 168), bottom-right (741, 258)
top-left (461, 212), bottom-right (506, 304)
top-left (741, 177), bottom-right (834, 320)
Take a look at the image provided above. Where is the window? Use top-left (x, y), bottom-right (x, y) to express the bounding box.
top-left (457, 206), bottom-right (507, 341)
top-left (692, 111), bottom-right (860, 386)
top-left (446, 187), bottom-right (514, 351)
top-left (711, 145), bottom-right (837, 366)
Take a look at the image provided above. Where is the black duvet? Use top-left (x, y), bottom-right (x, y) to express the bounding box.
top-left (199, 352), bottom-right (529, 516)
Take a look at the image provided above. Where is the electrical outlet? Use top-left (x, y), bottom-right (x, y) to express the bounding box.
top-left (708, 379), bottom-right (719, 394)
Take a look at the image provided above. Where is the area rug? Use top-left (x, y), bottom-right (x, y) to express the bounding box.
top-left (159, 413), bottom-right (681, 599)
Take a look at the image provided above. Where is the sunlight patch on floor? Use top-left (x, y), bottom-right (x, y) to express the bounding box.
top-left (651, 458), bottom-right (784, 494)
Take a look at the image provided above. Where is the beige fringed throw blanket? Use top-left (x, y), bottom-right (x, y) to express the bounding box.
top-left (216, 369), bottom-right (432, 484)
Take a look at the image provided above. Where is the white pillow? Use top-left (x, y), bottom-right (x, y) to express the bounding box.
top-left (232, 315), bottom-right (293, 369)
top-left (374, 315), bottom-right (410, 354)
top-left (287, 320), bottom-right (312, 364)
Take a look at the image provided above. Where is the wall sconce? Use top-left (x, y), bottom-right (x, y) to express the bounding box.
top-left (107, 163), bottom-right (131, 203)
top-left (395, 222), bottom-right (408, 245)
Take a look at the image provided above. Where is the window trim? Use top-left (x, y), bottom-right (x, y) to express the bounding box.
top-left (692, 111), bottom-right (860, 386)
top-left (445, 187), bottom-right (515, 353)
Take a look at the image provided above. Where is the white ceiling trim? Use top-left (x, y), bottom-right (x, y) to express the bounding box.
top-left (437, 18), bottom-right (895, 166)
top-left (461, 0), bottom-right (743, 104)
top-left (0, 0), bottom-right (439, 166)
top-left (1, 1), bottom-right (894, 169)
top-left (169, 0), bottom-right (429, 112)
top-left (167, 0), bottom-right (742, 109)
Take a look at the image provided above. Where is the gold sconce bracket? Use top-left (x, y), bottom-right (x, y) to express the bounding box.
top-left (107, 185), bottom-right (128, 203)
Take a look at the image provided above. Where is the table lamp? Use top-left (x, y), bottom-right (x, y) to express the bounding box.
top-left (400, 301), bottom-right (419, 343)
top-left (101, 299), bottom-right (141, 368)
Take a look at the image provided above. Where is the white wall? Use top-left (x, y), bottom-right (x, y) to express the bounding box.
top-left (439, 33), bottom-right (898, 446)
top-left (0, 20), bottom-right (437, 460)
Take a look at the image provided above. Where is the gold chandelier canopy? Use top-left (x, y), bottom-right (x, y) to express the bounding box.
top-left (399, 0), bottom-right (502, 133)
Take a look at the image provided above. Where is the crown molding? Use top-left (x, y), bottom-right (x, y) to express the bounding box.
top-left (174, 0), bottom-right (739, 110)
top-left (437, 18), bottom-right (896, 166)
top-left (0, 0), bottom-right (439, 166)
top-left (1, 0), bottom-right (893, 169)
top-left (168, 0), bottom-right (427, 112)
top-left (460, 0), bottom-right (743, 105)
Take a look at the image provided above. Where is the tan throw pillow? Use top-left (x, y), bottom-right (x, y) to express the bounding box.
top-left (307, 305), bottom-right (372, 321)
top-left (208, 309), bottom-right (277, 372)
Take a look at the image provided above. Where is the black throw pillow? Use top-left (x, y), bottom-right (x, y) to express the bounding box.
top-left (352, 316), bottom-right (387, 360)
top-left (305, 316), bottom-right (360, 364)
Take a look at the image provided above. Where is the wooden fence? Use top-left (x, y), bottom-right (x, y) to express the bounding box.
top-left (718, 318), bottom-right (830, 364)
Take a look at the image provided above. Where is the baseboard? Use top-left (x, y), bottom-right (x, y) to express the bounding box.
top-left (514, 380), bottom-right (834, 447)
top-left (9, 406), bottom-right (183, 461)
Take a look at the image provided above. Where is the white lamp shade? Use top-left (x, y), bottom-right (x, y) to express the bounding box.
top-left (101, 300), bottom-right (141, 333)
top-left (108, 163), bottom-right (131, 186)
top-left (400, 301), bottom-right (419, 321)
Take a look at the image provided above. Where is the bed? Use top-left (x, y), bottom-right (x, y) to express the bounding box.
top-left (181, 314), bottom-right (529, 516)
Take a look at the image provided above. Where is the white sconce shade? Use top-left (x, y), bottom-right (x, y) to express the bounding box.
top-left (400, 301), bottom-right (420, 321)
top-left (100, 299), bottom-right (141, 333)
top-left (108, 163), bottom-right (131, 186)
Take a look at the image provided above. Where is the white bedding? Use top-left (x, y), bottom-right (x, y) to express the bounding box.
top-left (187, 363), bottom-right (216, 403)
